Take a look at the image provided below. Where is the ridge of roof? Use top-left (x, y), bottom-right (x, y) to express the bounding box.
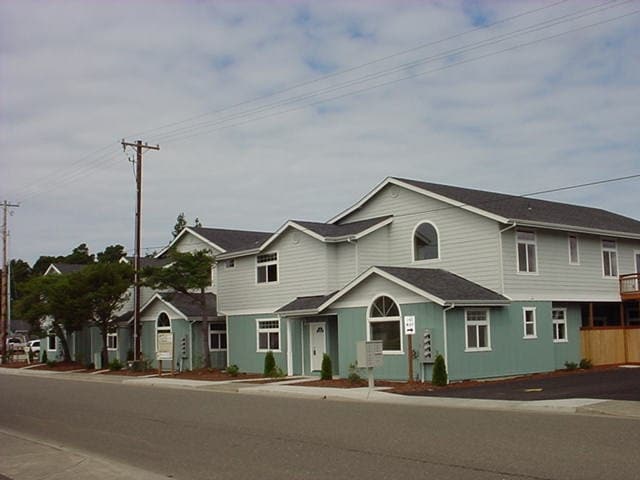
top-left (292, 215), bottom-right (392, 238)
top-left (189, 227), bottom-right (272, 252)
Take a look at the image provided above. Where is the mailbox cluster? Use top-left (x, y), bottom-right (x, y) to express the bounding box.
top-left (421, 329), bottom-right (433, 363)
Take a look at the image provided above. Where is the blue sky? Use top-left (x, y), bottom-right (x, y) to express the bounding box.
top-left (1, 0), bottom-right (639, 263)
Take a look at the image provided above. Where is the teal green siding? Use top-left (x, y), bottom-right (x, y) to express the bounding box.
top-left (552, 303), bottom-right (582, 370)
top-left (228, 314), bottom-right (288, 374)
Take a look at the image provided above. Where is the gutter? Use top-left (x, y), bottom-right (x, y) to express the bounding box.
top-left (442, 304), bottom-right (455, 384)
top-left (512, 220), bottom-right (640, 240)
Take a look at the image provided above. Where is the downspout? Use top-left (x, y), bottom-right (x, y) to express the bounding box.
top-left (347, 237), bottom-right (358, 275)
top-left (188, 320), bottom-right (195, 371)
top-left (285, 316), bottom-right (293, 377)
top-left (498, 223), bottom-right (517, 295)
top-left (442, 304), bottom-right (455, 384)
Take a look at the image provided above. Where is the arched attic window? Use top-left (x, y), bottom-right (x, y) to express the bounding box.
top-left (157, 312), bottom-right (171, 332)
top-left (413, 222), bottom-right (439, 261)
top-left (367, 295), bottom-right (402, 353)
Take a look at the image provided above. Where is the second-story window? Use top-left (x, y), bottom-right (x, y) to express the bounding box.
top-left (257, 252), bottom-right (278, 284)
top-left (568, 235), bottom-right (579, 265)
top-left (516, 231), bottom-right (537, 273)
top-left (413, 222), bottom-right (439, 261)
top-left (602, 239), bottom-right (618, 277)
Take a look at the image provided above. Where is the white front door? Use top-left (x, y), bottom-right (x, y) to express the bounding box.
top-left (309, 322), bottom-right (326, 372)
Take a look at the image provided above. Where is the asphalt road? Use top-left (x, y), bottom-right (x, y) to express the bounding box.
top-left (1, 374), bottom-right (639, 480)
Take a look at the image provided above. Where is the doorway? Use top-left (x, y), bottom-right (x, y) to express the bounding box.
top-left (309, 322), bottom-right (326, 372)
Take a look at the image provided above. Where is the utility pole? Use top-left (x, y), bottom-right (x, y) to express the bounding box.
top-left (1, 201), bottom-right (19, 361)
top-left (121, 140), bottom-right (159, 362)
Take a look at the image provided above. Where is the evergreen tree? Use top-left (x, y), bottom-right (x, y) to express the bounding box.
top-left (432, 354), bottom-right (448, 386)
top-left (172, 213), bottom-right (187, 238)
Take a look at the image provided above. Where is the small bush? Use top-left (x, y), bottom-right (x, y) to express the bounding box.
top-left (432, 354), bottom-right (448, 386)
top-left (85, 362), bottom-right (95, 370)
top-left (321, 353), bottom-right (332, 380)
top-left (226, 364), bottom-right (239, 377)
top-left (564, 361), bottom-right (578, 371)
top-left (347, 362), bottom-right (362, 384)
top-left (108, 358), bottom-right (123, 371)
top-left (264, 351), bottom-right (276, 377)
top-left (46, 360), bottom-right (58, 368)
top-left (579, 358), bottom-right (593, 369)
top-left (42, 350), bottom-right (48, 364)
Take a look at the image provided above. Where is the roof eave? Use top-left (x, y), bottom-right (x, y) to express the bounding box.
top-left (512, 220), bottom-right (640, 240)
top-left (277, 308), bottom-right (320, 317)
top-left (217, 248), bottom-right (261, 260)
top-left (155, 227), bottom-right (228, 259)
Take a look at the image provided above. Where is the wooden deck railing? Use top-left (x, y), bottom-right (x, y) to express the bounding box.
top-left (620, 273), bottom-right (640, 301)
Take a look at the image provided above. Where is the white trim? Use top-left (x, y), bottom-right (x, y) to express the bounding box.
top-left (256, 318), bottom-right (281, 353)
top-left (107, 332), bottom-right (118, 351)
top-left (328, 177), bottom-right (509, 225)
top-left (256, 251), bottom-right (279, 285)
top-left (464, 308), bottom-right (491, 352)
top-left (601, 239), bottom-right (619, 279)
top-left (552, 307), bottom-right (568, 343)
top-left (140, 293), bottom-right (188, 320)
top-left (511, 220), bottom-right (640, 241)
top-left (43, 264), bottom-right (62, 276)
top-left (286, 317), bottom-right (293, 376)
top-left (522, 307), bottom-right (537, 339)
top-left (634, 250), bottom-right (640, 274)
top-left (568, 234), bottom-right (580, 265)
top-left (155, 227), bottom-right (227, 258)
top-left (308, 321), bottom-right (327, 371)
top-left (46, 332), bottom-right (58, 351)
top-left (516, 230), bottom-right (538, 275)
top-left (411, 221), bottom-right (441, 263)
top-left (208, 320), bottom-right (227, 352)
top-left (366, 294), bottom-right (403, 354)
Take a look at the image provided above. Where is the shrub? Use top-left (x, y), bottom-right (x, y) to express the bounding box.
top-left (564, 361), bottom-right (578, 371)
top-left (264, 351), bottom-right (276, 377)
top-left (46, 360), bottom-right (58, 368)
top-left (108, 358), bottom-right (123, 371)
top-left (226, 364), bottom-right (239, 377)
top-left (320, 354), bottom-right (332, 380)
top-left (579, 358), bottom-right (593, 369)
top-left (347, 363), bottom-right (362, 384)
top-left (42, 350), bottom-right (48, 364)
top-left (432, 354), bottom-right (448, 386)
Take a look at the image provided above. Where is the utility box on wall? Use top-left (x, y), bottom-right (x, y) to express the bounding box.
top-left (356, 340), bottom-right (383, 368)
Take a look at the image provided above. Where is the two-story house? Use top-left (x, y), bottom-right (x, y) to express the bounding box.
top-left (203, 177), bottom-right (640, 382)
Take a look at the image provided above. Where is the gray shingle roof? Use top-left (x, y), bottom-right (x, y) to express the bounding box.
top-left (158, 291), bottom-right (219, 318)
top-left (125, 257), bottom-right (172, 268)
top-left (276, 292), bottom-right (338, 314)
top-left (191, 227), bottom-right (271, 252)
top-left (50, 263), bottom-right (87, 274)
top-left (377, 266), bottom-right (509, 303)
top-left (395, 178), bottom-right (640, 235)
top-left (293, 216), bottom-right (392, 238)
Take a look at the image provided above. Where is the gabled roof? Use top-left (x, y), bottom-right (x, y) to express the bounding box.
top-left (156, 226), bottom-right (271, 258)
top-left (224, 215), bottom-right (393, 259)
top-left (139, 291), bottom-right (219, 320)
top-left (122, 257), bottom-right (172, 269)
top-left (276, 292), bottom-right (338, 316)
top-left (44, 263), bottom-right (87, 276)
top-left (330, 177), bottom-right (640, 238)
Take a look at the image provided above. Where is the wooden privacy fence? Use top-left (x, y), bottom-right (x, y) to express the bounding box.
top-left (581, 327), bottom-right (640, 365)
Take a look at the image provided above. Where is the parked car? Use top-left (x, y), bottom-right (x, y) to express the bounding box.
top-left (6, 336), bottom-right (26, 352)
top-left (27, 339), bottom-right (40, 354)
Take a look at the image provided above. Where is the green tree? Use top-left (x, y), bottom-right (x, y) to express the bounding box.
top-left (432, 354), bottom-right (448, 387)
top-left (172, 213), bottom-right (187, 238)
top-left (142, 249), bottom-right (214, 368)
top-left (264, 350), bottom-right (276, 377)
top-left (80, 262), bottom-right (133, 368)
top-left (65, 243), bottom-right (95, 264)
top-left (32, 256), bottom-right (63, 276)
top-left (321, 353), bottom-right (332, 380)
top-left (9, 259), bottom-right (33, 301)
top-left (97, 244), bottom-right (127, 264)
top-left (194, 217), bottom-right (202, 228)
top-left (15, 273), bottom-right (90, 362)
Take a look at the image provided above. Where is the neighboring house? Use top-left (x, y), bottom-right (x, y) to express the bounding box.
top-left (209, 177), bottom-right (640, 381)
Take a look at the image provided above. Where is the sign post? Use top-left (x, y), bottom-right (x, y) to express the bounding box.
top-left (156, 332), bottom-right (174, 377)
top-left (404, 316), bottom-right (416, 382)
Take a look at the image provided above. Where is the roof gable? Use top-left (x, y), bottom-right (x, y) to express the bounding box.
top-left (157, 226), bottom-right (272, 258)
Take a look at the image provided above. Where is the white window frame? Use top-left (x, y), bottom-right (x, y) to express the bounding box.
top-left (107, 332), bottom-right (118, 351)
top-left (464, 309), bottom-right (491, 352)
top-left (256, 318), bottom-right (280, 352)
top-left (256, 252), bottom-right (279, 284)
top-left (209, 321), bottom-right (227, 351)
top-left (366, 294), bottom-right (403, 354)
top-left (412, 221), bottom-right (440, 263)
top-left (516, 230), bottom-right (538, 274)
top-left (552, 308), bottom-right (568, 343)
top-left (224, 259), bottom-right (235, 269)
top-left (568, 235), bottom-right (580, 265)
top-left (155, 312), bottom-right (172, 353)
top-left (522, 307), bottom-right (537, 339)
top-left (47, 333), bottom-right (58, 351)
top-left (601, 239), bottom-right (618, 278)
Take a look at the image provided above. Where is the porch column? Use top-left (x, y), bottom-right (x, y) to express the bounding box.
top-left (588, 303), bottom-right (594, 328)
top-left (286, 317), bottom-right (293, 377)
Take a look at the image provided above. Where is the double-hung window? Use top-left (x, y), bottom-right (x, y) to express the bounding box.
top-left (568, 235), bottom-right (579, 265)
top-left (602, 240), bottom-right (618, 278)
top-left (257, 253), bottom-right (278, 284)
top-left (257, 319), bottom-right (280, 352)
top-left (516, 231), bottom-right (537, 273)
top-left (523, 307), bottom-right (537, 339)
top-left (465, 309), bottom-right (491, 351)
top-left (47, 333), bottom-right (57, 351)
top-left (552, 308), bottom-right (568, 342)
top-left (107, 332), bottom-right (118, 350)
top-left (209, 322), bottom-right (227, 351)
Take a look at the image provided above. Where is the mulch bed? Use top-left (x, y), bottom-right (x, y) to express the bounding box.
top-left (159, 368), bottom-right (264, 382)
top-left (29, 362), bottom-right (91, 372)
top-left (0, 362), bottom-right (33, 369)
top-left (100, 369), bottom-right (158, 376)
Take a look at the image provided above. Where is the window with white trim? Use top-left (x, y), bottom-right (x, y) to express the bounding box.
top-left (465, 309), bottom-right (491, 351)
top-left (523, 307), bottom-right (537, 339)
top-left (257, 253), bottom-right (278, 284)
top-left (516, 231), bottom-right (537, 273)
top-left (224, 259), bottom-right (235, 269)
top-left (257, 319), bottom-right (280, 351)
top-left (47, 333), bottom-right (57, 351)
top-left (413, 222), bottom-right (439, 261)
top-left (368, 296), bottom-right (402, 353)
top-left (568, 235), bottom-right (579, 265)
top-left (602, 239), bottom-right (618, 277)
top-left (107, 332), bottom-right (118, 350)
top-left (157, 312), bottom-right (171, 332)
top-left (552, 308), bottom-right (568, 342)
top-left (209, 321), bottom-right (227, 351)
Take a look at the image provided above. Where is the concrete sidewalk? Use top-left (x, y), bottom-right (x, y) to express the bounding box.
top-left (0, 429), bottom-right (167, 480)
top-left (3, 366), bottom-right (640, 419)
